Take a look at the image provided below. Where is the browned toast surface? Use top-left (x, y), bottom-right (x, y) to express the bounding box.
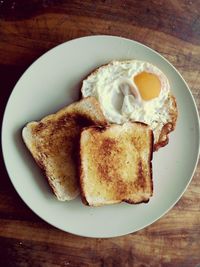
top-left (22, 97), bottom-right (107, 201)
top-left (80, 122), bottom-right (153, 206)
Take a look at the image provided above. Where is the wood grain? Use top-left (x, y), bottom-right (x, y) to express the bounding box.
top-left (0, 1), bottom-right (200, 266)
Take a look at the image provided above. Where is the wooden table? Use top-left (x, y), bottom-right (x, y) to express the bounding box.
top-left (0, 1), bottom-right (200, 266)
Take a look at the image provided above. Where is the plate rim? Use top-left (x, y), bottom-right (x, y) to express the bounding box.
top-left (1, 35), bottom-right (200, 238)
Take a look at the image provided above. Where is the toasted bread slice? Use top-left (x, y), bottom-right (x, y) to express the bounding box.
top-left (22, 97), bottom-right (107, 201)
top-left (79, 122), bottom-right (153, 206)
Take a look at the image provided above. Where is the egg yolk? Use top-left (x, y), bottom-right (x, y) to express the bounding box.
top-left (134, 72), bottom-right (161, 100)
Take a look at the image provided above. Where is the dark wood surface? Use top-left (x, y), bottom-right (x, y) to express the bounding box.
top-left (0, 1), bottom-right (200, 266)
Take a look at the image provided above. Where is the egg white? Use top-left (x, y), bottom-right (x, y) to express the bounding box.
top-left (81, 60), bottom-right (172, 142)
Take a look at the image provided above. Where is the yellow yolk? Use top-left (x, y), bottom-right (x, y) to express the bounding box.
top-left (134, 72), bottom-right (161, 100)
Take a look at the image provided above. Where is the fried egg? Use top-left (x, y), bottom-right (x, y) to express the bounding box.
top-left (81, 60), bottom-right (176, 146)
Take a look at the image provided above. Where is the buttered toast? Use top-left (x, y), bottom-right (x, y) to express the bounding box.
top-left (22, 97), bottom-right (107, 201)
top-left (79, 122), bottom-right (153, 206)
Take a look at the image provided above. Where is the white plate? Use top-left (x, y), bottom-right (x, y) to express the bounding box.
top-left (2, 36), bottom-right (200, 238)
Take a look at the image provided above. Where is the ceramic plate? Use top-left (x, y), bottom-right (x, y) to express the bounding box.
top-left (2, 36), bottom-right (199, 238)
